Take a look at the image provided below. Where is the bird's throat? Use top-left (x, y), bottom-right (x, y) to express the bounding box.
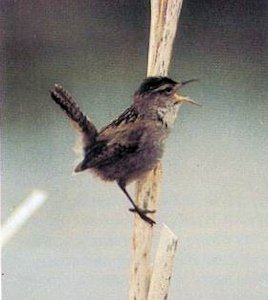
top-left (156, 104), bottom-right (181, 128)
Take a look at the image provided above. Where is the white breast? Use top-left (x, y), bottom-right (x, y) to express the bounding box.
top-left (157, 103), bottom-right (181, 128)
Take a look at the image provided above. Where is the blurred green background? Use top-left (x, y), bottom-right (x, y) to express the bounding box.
top-left (2, 0), bottom-right (268, 299)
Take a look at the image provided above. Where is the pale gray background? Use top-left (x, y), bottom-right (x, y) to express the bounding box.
top-left (2, 0), bottom-right (268, 299)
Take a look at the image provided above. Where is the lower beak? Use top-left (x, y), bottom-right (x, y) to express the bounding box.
top-left (173, 94), bottom-right (201, 106)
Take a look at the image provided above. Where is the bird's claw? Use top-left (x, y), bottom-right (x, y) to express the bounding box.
top-left (129, 207), bottom-right (156, 226)
top-left (129, 208), bottom-right (156, 214)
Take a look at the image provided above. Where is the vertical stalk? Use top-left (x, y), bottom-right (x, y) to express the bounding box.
top-left (128, 1), bottom-right (184, 299)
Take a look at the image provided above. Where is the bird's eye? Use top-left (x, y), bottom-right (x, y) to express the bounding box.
top-left (164, 87), bottom-right (172, 94)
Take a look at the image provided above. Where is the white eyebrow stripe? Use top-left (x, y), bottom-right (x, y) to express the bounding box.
top-left (153, 84), bottom-right (173, 92)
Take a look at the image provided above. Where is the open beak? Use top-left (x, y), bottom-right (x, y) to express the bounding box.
top-left (173, 79), bottom-right (200, 106)
top-left (173, 94), bottom-right (201, 106)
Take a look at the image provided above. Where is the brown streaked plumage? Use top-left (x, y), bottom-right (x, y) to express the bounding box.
top-left (50, 77), bottom-right (198, 225)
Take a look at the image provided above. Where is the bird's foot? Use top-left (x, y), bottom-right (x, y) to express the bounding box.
top-left (129, 207), bottom-right (156, 226)
top-left (129, 208), bottom-right (156, 214)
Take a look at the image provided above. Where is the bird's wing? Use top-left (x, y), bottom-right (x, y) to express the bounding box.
top-left (98, 105), bottom-right (138, 134)
top-left (74, 125), bottom-right (144, 172)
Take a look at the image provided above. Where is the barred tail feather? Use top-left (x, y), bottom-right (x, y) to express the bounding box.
top-left (50, 84), bottom-right (98, 147)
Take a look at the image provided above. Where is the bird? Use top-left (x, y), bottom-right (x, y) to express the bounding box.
top-left (50, 76), bottom-right (198, 226)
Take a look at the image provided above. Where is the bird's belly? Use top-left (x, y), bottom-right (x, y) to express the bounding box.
top-left (91, 143), bottom-right (163, 183)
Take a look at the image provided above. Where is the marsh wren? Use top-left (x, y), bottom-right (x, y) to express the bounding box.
top-left (50, 77), bottom-right (198, 225)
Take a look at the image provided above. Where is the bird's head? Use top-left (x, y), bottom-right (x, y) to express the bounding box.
top-left (134, 76), bottom-right (199, 127)
top-left (134, 76), bottom-right (199, 107)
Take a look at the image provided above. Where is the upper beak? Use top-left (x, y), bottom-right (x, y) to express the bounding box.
top-left (173, 94), bottom-right (201, 106)
top-left (181, 78), bottom-right (199, 86)
top-left (174, 78), bottom-right (199, 91)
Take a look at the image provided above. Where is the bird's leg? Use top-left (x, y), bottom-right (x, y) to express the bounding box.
top-left (117, 182), bottom-right (156, 226)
